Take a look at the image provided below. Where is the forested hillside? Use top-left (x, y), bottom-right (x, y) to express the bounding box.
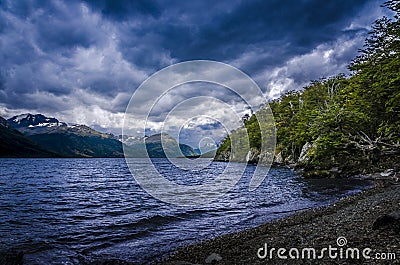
top-left (216, 0), bottom-right (400, 177)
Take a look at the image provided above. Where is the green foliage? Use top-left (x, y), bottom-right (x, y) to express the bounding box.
top-left (215, 134), bottom-right (231, 155)
top-left (217, 1), bottom-right (400, 174)
top-left (244, 114), bottom-right (262, 149)
top-left (349, 0), bottom-right (400, 142)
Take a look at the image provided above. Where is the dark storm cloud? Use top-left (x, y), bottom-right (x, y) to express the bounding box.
top-left (197, 122), bottom-right (224, 131)
top-left (106, 0), bottom-right (380, 83)
top-left (83, 0), bottom-right (162, 20)
top-left (0, 0), bottom-right (388, 133)
top-left (137, 0), bottom-right (367, 63)
top-left (0, 0), bottom-right (148, 116)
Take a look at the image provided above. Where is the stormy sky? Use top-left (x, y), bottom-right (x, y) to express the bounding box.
top-left (0, 0), bottom-right (391, 145)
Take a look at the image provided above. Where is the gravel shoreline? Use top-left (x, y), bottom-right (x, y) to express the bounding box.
top-left (160, 184), bottom-right (400, 265)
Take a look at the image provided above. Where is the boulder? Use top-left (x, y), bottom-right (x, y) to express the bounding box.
top-left (372, 211), bottom-right (400, 233)
top-left (298, 142), bottom-right (316, 163)
top-left (380, 169), bottom-right (394, 177)
top-left (246, 148), bottom-right (260, 164)
top-left (274, 151), bottom-right (283, 163)
top-left (205, 253), bottom-right (222, 264)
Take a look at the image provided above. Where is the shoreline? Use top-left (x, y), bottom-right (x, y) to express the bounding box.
top-left (160, 183), bottom-right (400, 264)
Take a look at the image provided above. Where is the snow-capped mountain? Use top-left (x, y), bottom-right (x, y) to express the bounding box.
top-left (0, 115), bottom-right (57, 157)
top-left (119, 135), bottom-right (143, 145)
top-left (8, 113), bottom-right (67, 129)
top-left (8, 113), bottom-right (68, 134)
top-left (6, 113), bottom-right (124, 157)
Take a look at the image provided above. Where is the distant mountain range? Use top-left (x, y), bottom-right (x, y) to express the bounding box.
top-left (0, 113), bottom-right (200, 158)
top-left (122, 132), bottom-right (198, 158)
top-left (0, 116), bottom-right (58, 157)
top-left (7, 114), bottom-right (124, 158)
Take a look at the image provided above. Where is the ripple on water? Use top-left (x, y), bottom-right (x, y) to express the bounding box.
top-left (0, 158), bottom-right (372, 264)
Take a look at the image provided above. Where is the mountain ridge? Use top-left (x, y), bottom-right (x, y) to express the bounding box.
top-left (123, 132), bottom-right (198, 158)
top-left (0, 116), bottom-right (59, 157)
top-left (6, 113), bottom-right (124, 158)
top-left (3, 113), bottom-right (198, 158)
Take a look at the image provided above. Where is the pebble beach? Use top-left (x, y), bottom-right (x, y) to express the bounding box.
top-left (161, 183), bottom-right (400, 265)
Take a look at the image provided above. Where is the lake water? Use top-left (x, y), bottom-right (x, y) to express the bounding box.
top-left (0, 158), bottom-right (371, 264)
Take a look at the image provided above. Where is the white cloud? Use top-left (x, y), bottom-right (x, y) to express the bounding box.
top-left (60, 105), bottom-right (125, 130)
top-left (249, 33), bottom-right (366, 99)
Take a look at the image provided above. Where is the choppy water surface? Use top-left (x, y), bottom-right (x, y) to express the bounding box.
top-left (0, 158), bottom-right (371, 264)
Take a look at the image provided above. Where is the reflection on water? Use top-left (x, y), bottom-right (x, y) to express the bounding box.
top-left (0, 158), bottom-right (371, 264)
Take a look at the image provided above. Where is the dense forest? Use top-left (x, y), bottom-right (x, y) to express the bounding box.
top-left (216, 1), bottom-right (400, 177)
